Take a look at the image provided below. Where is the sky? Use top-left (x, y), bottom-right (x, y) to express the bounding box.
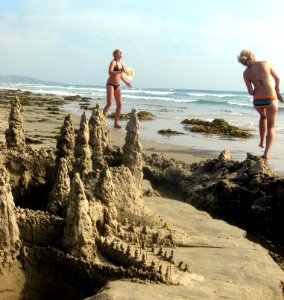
top-left (1, 0), bottom-right (284, 91)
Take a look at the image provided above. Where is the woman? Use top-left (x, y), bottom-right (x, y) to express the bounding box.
top-left (238, 49), bottom-right (282, 160)
top-left (103, 49), bottom-right (132, 128)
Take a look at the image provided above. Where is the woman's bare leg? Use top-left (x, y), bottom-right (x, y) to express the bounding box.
top-left (263, 101), bottom-right (278, 159)
top-left (104, 85), bottom-right (114, 114)
top-left (113, 86), bottom-right (122, 128)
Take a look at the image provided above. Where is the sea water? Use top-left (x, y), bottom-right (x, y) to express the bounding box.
top-left (2, 82), bottom-right (284, 174)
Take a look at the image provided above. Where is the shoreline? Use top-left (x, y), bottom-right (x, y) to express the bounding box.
top-left (0, 89), bottom-right (213, 167)
top-left (109, 126), bottom-right (214, 164)
top-left (1, 87), bottom-right (283, 176)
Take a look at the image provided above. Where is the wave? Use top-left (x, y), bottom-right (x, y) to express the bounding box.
top-left (124, 90), bottom-right (175, 96)
top-left (1, 82), bottom-right (248, 99)
top-left (227, 101), bottom-right (251, 107)
top-left (182, 98), bottom-right (251, 106)
top-left (123, 94), bottom-right (254, 107)
top-left (187, 92), bottom-right (239, 98)
top-left (230, 112), bottom-right (244, 116)
top-left (3, 81), bottom-right (282, 115)
top-left (124, 88), bottom-right (247, 99)
top-left (174, 99), bottom-right (197, 103)
top-left (66, 86), bottom-right (105, 92)
top-left (125, 95), bottom-right (174, 101)
top-left (28, 88), bottom-right (76, 96)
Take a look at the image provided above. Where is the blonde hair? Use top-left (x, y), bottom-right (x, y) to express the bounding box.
top-left (112, 49), bottom-right (122, 58)
top-left (237, 49), bottom-right (255, 66)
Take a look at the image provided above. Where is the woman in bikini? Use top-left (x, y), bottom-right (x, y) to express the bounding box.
top-left (103, 49), bottom-right (132, 128)
top-left (238, 49), bottom-right (282, 161)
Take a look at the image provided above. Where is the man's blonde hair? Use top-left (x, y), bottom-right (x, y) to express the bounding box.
top-left (238, 49), bottom-right (255, 66)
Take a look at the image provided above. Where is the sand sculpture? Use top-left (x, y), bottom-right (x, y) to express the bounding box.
top-left (0, 97), bottom-right (283, 299)
top-left (5, 96), bottom-right (26, 150)
top-left (0, 100), bottom-right (186, 299)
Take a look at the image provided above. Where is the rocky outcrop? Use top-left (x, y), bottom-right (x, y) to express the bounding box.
top-left (181, 118), bottom-right (252, 138)
top-left (143, 150), bottom-right (284, 247)
top-left (5, 97), bottom-right (26, 150)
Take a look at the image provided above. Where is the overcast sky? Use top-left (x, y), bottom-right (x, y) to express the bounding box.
top-left (1, 0), bottom-right (284, 91)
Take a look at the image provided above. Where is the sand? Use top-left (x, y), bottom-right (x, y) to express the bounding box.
top-left (0, 89), bottom-right (284, 300)
top-left (0, 89), bottom-right (210, 166)
top-left (90, 196), bottom-right (284, 300)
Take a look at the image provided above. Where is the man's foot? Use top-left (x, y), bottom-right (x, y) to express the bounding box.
top-left (114, 124), bottom-right (121, 129)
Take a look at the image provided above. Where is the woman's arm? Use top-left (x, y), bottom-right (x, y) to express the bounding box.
top-left (121, 75), bottom-right (132, 88)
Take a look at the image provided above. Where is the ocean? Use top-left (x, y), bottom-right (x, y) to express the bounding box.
top-left (1, 82), bottom-right (284, 175)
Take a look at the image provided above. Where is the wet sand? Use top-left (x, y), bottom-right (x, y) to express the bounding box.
top-left (0, 89), bottom-right (211, 166)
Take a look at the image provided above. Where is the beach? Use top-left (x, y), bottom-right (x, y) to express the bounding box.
top-left (0, 88), bottom-right (213, 166)
top-left (1, 82), bottom-right (284, 176)
top-left (0, 88), bottom-right (284, 299)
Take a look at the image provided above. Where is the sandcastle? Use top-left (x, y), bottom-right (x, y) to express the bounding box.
top-left (1, 96), bottom-right (284, 299)
top-left (0, 98), bottom-right (190, 299)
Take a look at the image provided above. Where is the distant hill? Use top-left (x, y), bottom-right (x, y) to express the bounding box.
top-left (0, 74), bottom-right (63, 85)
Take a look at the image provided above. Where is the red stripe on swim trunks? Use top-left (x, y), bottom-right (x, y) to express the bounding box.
top-left (253, 97), bottom-right (276, 101)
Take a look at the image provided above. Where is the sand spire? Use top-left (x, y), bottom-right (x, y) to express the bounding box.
top-left (5, 96), bottom-right (26, 150)
top-left (56, 114), bottom-right (75, 166)
top-left (74, 112), bottom-right (92, 175)
top-left (122, 109), bottom-right (143, 188)
top-left (47, 158), bottom-right (71, 217)
top-left (63, 173), bottom-right (97, 258)
top-left (89, 104), bottom-right (112, 150)
top-left (0, 167), bottom-right (21, 250)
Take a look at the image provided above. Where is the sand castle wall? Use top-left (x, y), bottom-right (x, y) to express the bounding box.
top-left (15, 208), bottom-right (64, 246)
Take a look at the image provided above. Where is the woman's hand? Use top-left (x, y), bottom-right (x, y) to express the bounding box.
top-left (126, 82), bottom-right (132, 88)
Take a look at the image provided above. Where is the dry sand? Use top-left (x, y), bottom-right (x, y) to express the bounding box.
top-left (90, 196), bottom-right (284, 300)
top-left (0, 89), bottom-right (284, 300)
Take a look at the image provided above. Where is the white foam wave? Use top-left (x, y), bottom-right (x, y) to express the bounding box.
top-left (66, 86), bottom-right (105, 92)
top-left (228, 101), bottom-right (251, 107)
top-left (35, 89), bottom-right (76, 96)
top-left (187, 92), bottom-right (245, 98)
top-left (174, 99), bottom-right (197, 103)
top-left (90, 92), bottom-right (105, 97)
top-left (124, 89), bottom-right (174, 96)
top-left (142, 90), bottom-right (174, 95)
top-left (125, 95), bottom-right (173, 101)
